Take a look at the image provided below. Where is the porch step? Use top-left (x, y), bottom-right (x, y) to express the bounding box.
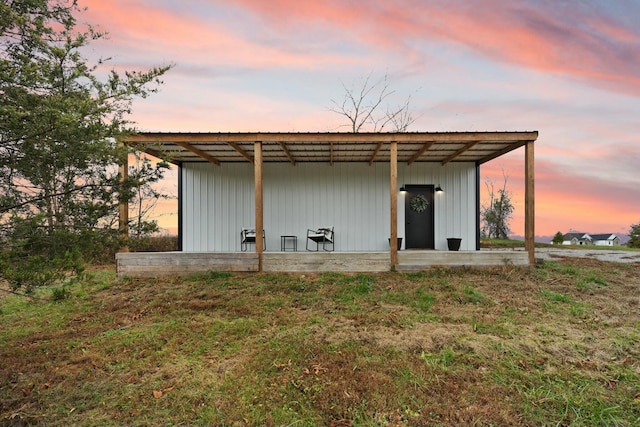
top-left (263, 251), bottom-right (389, 273)
top-left (397, 250), bottom-right (529, 269)
top-left (116, 251), bottom-right (259, 278)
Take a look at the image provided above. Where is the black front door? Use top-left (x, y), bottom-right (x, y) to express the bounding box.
top-left (405, 185), bottom-right (435, 249)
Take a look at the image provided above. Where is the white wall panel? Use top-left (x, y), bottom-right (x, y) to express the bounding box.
top-left (182, 162), bottom-right (477, 251)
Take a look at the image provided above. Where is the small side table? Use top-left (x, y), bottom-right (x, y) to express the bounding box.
top-left (281, 235), bottom-right (297, 251)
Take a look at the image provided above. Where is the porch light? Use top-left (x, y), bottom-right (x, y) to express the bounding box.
top-left (400, 186), bottom-right (406, 193)
top-left (435, 185), bottom-right (443, 193)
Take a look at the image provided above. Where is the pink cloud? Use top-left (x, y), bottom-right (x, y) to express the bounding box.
top-left (81, 0), bottom-right (354, 71)
top-left (217, 0), bottom-right (640, 96)
top-left (81, 1), bottom-right (640, 96)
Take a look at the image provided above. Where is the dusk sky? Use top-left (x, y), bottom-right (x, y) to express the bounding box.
top-left (81, 0), bottom-right (639, 240)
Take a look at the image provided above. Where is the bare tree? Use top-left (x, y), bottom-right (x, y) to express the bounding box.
top-left (481, 171), bottom-right (514, 239)
top-left (329, 72), bottom-right (417, 132)
top-left (127, 152), bottom-right (171, 238)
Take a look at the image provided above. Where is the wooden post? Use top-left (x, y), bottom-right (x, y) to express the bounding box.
top-left (254, 141), bottom-right (263, 271)
top-left (118, 142), bottom-right (129, 252)
top-left (390, 141), bottom-right (398, 268)
top-left (525, 140), bottom-right (535, 264)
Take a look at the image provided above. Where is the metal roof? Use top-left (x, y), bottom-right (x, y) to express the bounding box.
top-left (125, 131), bottom-right (538, 166)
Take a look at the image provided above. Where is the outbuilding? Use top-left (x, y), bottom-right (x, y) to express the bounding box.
top-left (591, 234), bottom-right (620, 246)
top-left (117, 131), bottom-right (537, 276)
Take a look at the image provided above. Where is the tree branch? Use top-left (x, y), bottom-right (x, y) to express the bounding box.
top-left (0, 183), bottom-right (105, 214)
top-left (328, 72), bottom-right (415, 133)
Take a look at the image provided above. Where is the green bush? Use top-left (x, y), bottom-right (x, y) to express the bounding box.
top-left (128, 235), bottom-right (179, 252)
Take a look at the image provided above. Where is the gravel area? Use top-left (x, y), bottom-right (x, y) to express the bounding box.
top-left (535, 247), bottom-right (640, 263)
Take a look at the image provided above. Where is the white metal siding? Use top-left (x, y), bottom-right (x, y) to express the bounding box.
top-left (182, 162), bottom-right (477, 251)
top-left (182, 163), bottom-right (255, 251)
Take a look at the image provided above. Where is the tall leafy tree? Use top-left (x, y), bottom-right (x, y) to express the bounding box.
top-left (628, 221), bottom-right (640, 248)
top-left (552, 231), bottom-right (564, 245)
top-left (0, 0), bottom-right (172, 291)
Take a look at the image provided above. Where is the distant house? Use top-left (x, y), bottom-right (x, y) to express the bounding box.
top-left (561, 232), bottom-right (620, 246)
top-left (562, 232), bottom-right (592, 245)
top-left (590, 234), bottom-right (620, 246)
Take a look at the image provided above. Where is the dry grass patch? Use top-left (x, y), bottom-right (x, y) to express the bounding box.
top-left (1, 259), bottom-right (639, 426)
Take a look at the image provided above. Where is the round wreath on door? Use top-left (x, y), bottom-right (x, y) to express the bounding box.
top-left (409, 194), bottom-right (429, 213)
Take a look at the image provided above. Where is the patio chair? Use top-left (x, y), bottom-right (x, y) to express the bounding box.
top-left (240, 228), bottom-right (266, 251)
top-left (306, 227), bottom-right (334, 251)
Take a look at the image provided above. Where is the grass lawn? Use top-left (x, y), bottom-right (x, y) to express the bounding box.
top-left (1, 258), bottom-right (639, 426)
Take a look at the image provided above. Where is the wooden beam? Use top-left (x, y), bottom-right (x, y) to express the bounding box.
top-left (407, 141), bottom-right (435, 165)
top-left (124, 131), bottom-right (540, 165)
top-left (278, 141), bottom-right (296, 165)
top-left (125, 142), bottom-right (181, 165)
top-left (476, 141), bottom-right (527, 165)
top-left (175, 141), bottom-right (220, 166)
top-left (330, 142), bottom-right (334, 166)
top-left (442, 141), bottom-right (479, 165)
top-left (118, 142), bottom-right (129, 252)
top-left (369, 142), bottom-right (384, 165)
top-left (525, 140), bottom-right (535, 265)
top-left (228, 141), bottom-right (254, 163)
top-left (125, 131), bottom-right (540, 144)
top-left (254, 142), bottom-right (263, 271)
top-left (390, 142), bottom-right (398, 268)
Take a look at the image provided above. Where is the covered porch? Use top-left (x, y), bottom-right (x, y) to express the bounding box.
top-left (118, 131), bottom-right (537, 276)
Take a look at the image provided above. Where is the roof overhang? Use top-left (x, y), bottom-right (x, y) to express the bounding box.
top-left (124, 131), bottom-right (538, 166)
